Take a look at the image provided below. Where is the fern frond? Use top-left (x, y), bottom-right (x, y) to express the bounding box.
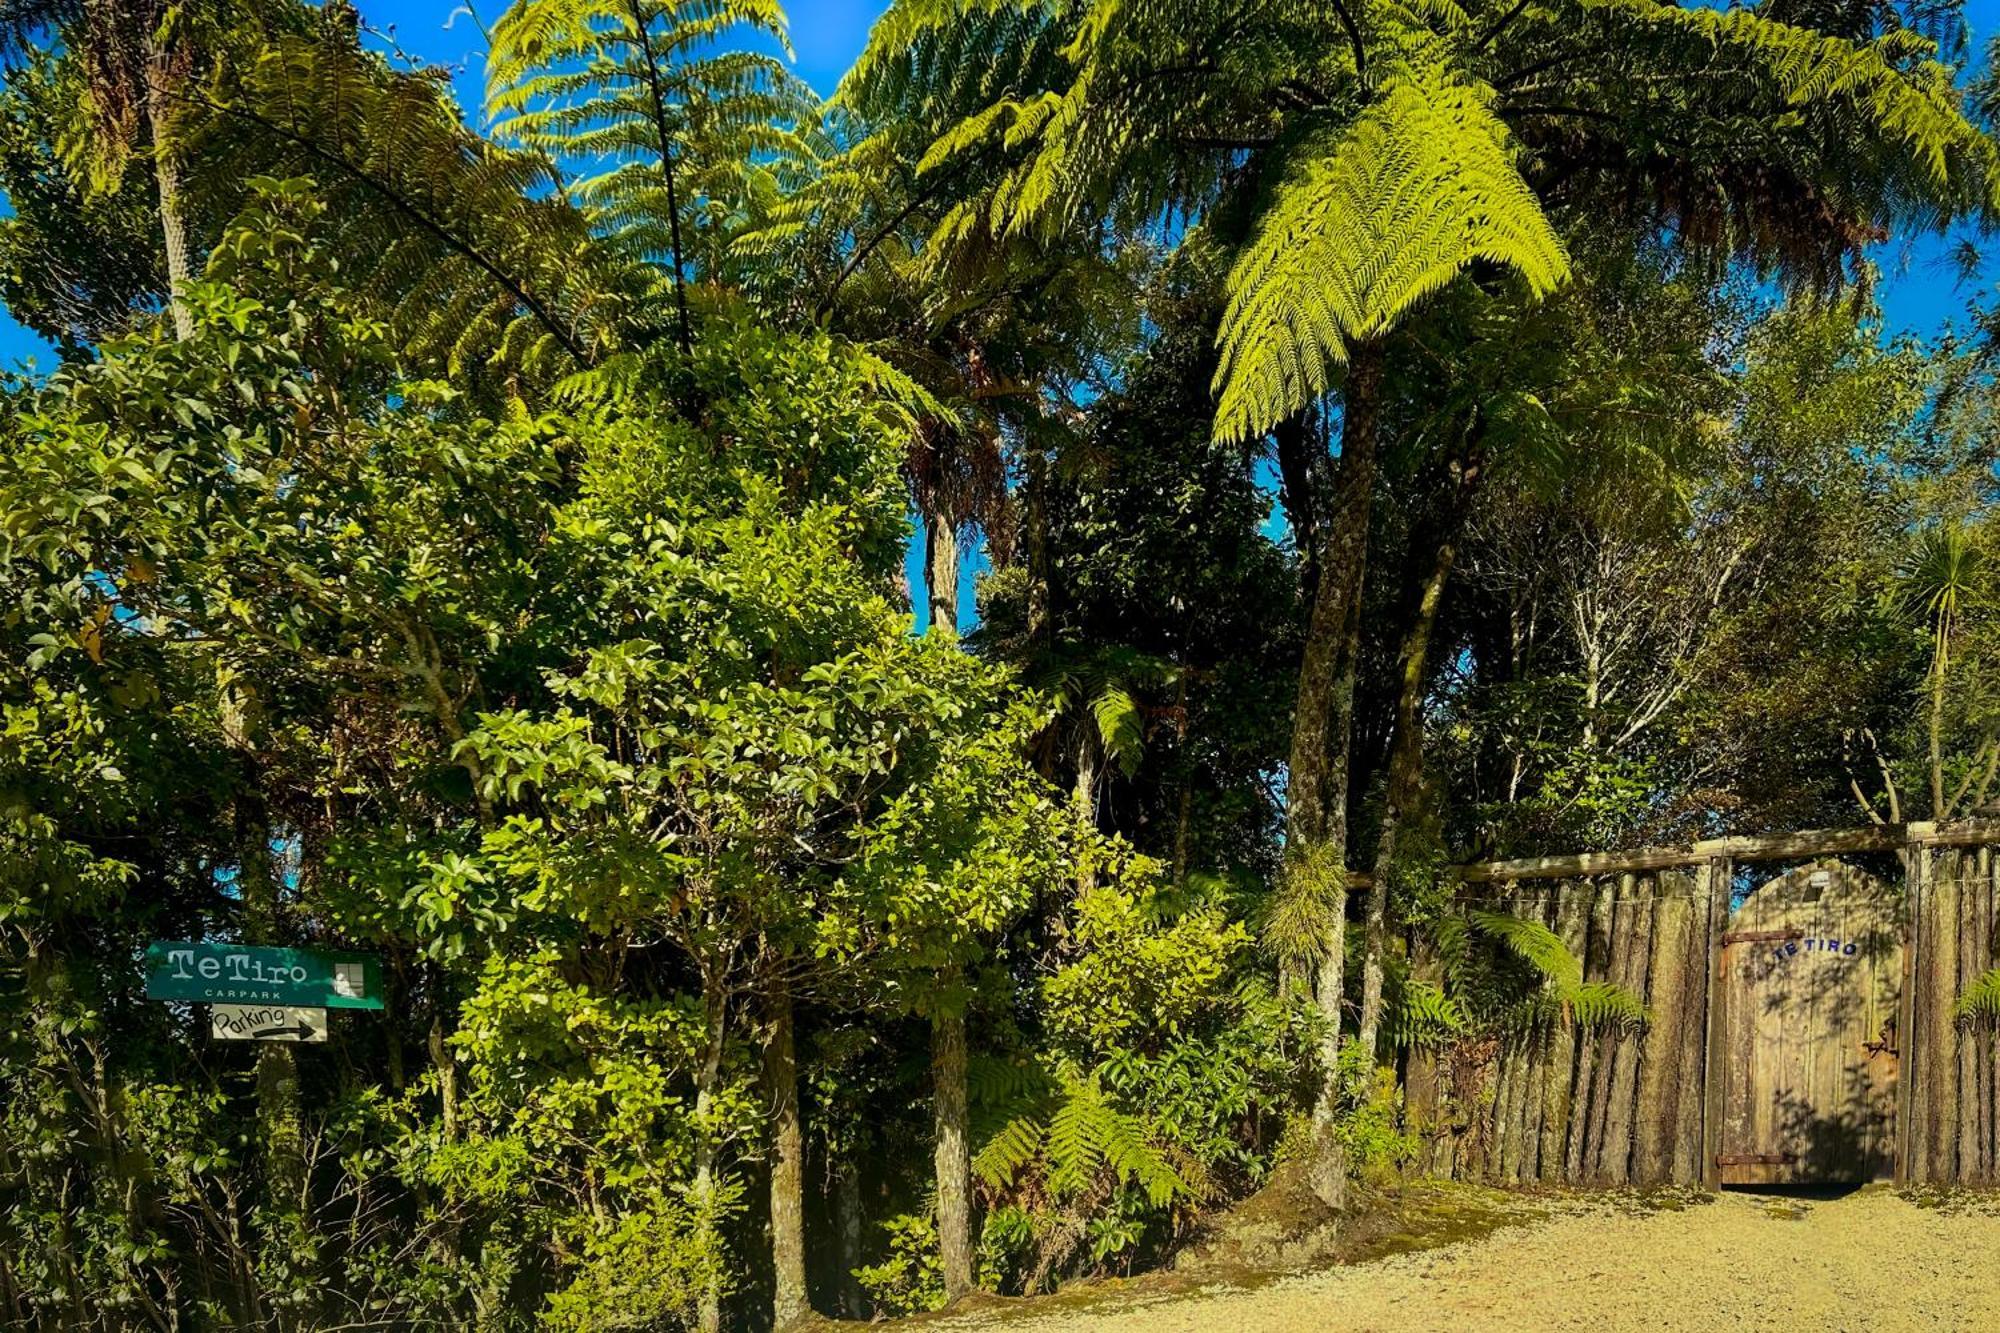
top-left (1469, 907), bottom-right (1649, 1032)
top-left (1089, 686), bottom-right (1144, 779)
top-left (1385, 974), bottom-right (1466, 1049)
top-left (1212, 60), bottom-right (1568, 442)
top-left (1955, 966), bottom-right (2000, 1028)
top-left (1468, 908), bottom-right (1583, 993)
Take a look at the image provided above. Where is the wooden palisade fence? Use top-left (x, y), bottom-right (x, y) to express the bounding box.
top-left (1401, 820), bottom-right (2000, 1188)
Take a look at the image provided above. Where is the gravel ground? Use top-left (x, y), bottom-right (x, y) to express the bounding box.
top-left (929, 1187), bottom-right (2000, 1332)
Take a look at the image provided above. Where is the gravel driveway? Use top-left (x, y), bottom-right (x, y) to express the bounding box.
top-left (927, 1187), bottom-right (2000, 1332)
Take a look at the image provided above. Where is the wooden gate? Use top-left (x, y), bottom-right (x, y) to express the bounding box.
top-left (1714, 862), bottom-right (1902, 1185)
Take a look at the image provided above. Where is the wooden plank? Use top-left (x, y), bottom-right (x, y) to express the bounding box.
top-left (1928, 852), bottom-right (1960, 1180)
top-left (1567, 880), bottom-right (1611, 1182)
top-left (1897, 843), bottom-right (1924, 1184)
top-left (1976, 844), bottom-right (1992, 1176)
top-left (1450, 821), bottom-right (2000, 886)
top-left (1402, 929), bottom-right (1442, 1177)
top-left (1583, 878), bottom-right (1628, 1182)
top-left (1700, 856), bottom-right (1733, 1191)
top-left (1968, 844), bottom-right (1984, 1176)
top-left (1670, 868), bottom-right (1710, 1185)
top-left (1540, 880), bottom-right (1590, 1182)
top-left (1635, 875), bottom-right (1692, 1184)
top-left (1500, 886), bottom-right (1532, 1183)
top-left (1599, 873), bottom-right (1650, 1185)
top-left (1514, 890), bottom-right (1558, 1183)
top-left (1461, 845), bottom-right (1700, 883)
top-left (1910, 847), bottom-right (1951, 1180)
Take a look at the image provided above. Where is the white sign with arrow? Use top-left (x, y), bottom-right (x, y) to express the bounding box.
top-left (211, 1003), bottom-right (328, 1043)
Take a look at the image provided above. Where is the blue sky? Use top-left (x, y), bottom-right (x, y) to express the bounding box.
top-left (2, 0), bottom-right (1997, 626)
top-left (3, 0), bottom-right (1998, 370)
top-left (0, 0), bottom-right (886, 374)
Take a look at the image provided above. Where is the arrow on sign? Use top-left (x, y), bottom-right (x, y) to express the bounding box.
top-left (253, 1020), bottom-right (318, 1041)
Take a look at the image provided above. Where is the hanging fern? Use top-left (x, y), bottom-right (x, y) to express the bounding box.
top-left (1259, 839), bottom-right (1346, 970)
top-left (1089, 686), bottom-right (1144, 780)
top-left (1468, 908), bottom-right (1584, 994)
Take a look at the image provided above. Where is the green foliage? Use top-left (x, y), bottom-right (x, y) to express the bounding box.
top-left (7, 3), bottom-right (2000, 1327)
top-left (952, 870), bottom-right (1306, 1293)
top-left (539, 1195), bottom-right (733, 1332)
top-left (486, 0), bottom-right (816, 323)
top-left (1212, 60), bottom-right (1569, 441)
top-left (1467, 909), bottom-right (1649, 1033)
top-left (1331, 1044), bottom-right (1422, 1178)
top-left (1954, 966), bottom-right (2000, 1028)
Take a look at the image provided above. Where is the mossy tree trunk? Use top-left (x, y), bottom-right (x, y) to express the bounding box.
top-left (1288, 341), bottom-right (1385, 1207)
top-left (766, 980), bottom-right (809, 1328)
top-left (931, 1006), bottom-right (974, 1301)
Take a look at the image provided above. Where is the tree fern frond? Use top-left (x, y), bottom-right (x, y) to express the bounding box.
top-left (1212, 60), bottom-right (1568, 442)
top-left (1955, 966), bottom-right (2000, 1027)
top-left (1469, 907), bottom-right (1583, 988)
top-left (1089, 685), bottom-right (1144, 778)
top-left (1385, 973), bottom-right (1466, 1048)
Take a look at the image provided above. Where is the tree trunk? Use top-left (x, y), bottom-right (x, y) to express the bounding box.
top-left (834, 1163), bottom-right (866, 1317)
top-left (692, 979), bottom-right (728, 1333)
top-left (237, 820), bottom-right (304, 1216)
top-left (765, 982), bottom-right (809, 1328)
top-left (1286, 342), bottom-right (1385, 1205)
top-left (926, 508), bottom-right (960, 634)
top-left (1023, 450), bottom-right (1052, 652)
top-left (1358, 448), bottom-right (1481, 1057)
top-left (931, 1007), bottom-right (974, 1302)
top-left (1272, 411), bottom-right (1322, 606)
top-left (1286, 343), bottom-right (1382, 854)
top-left (1072, 729), bottom-right (1098, 896)
top-left (144, 40), bottom-right (194, 344)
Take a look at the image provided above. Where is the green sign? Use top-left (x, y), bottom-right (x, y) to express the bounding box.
top-left (144, 941), bottom-right (384, 1010)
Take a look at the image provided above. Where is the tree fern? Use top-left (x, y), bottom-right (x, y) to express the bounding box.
top-left (191, 32), bottom-right (627, 386)
top-left (486, 0), bottom-right (817, 351)
top-left (974, 1068), bottom-right (1186, 1209)
top-left (1211, 60), bottom-right (1568, 442)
